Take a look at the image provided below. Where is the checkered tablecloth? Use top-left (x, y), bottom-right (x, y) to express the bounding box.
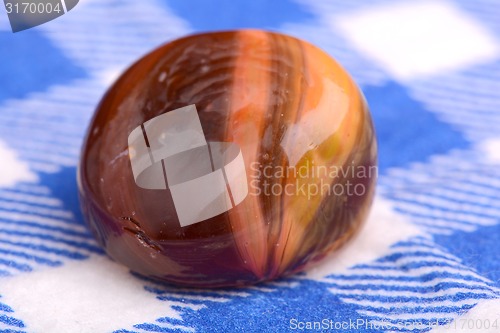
top-left (0, 0), bottom-right (499, 332)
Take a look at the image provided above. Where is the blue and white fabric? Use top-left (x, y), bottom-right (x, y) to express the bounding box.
top-left (0, 0), bottom-right (499, 332)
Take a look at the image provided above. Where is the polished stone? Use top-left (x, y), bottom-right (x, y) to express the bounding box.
top-left (78, 30), bottom-right (377, 287)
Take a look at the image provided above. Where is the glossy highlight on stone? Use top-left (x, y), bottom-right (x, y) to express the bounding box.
top-left (78, 30), bottom-right (377, 288)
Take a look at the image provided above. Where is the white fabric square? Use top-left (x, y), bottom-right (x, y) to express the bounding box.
top-left (335, 1), bottom-right (499, 80)
top-left (0, 256), bottom-right (184, 333)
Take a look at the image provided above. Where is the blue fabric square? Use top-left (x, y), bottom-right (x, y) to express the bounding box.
top-left (365, 81), bottom-right (470, 172)
top-left (163, 0), bottom-right (314, 31)
top-left (0, 30), bottom-right (86, 103)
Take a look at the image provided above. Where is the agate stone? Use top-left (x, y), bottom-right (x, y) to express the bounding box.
top-left (78, 30), bottom-right (377, 288)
